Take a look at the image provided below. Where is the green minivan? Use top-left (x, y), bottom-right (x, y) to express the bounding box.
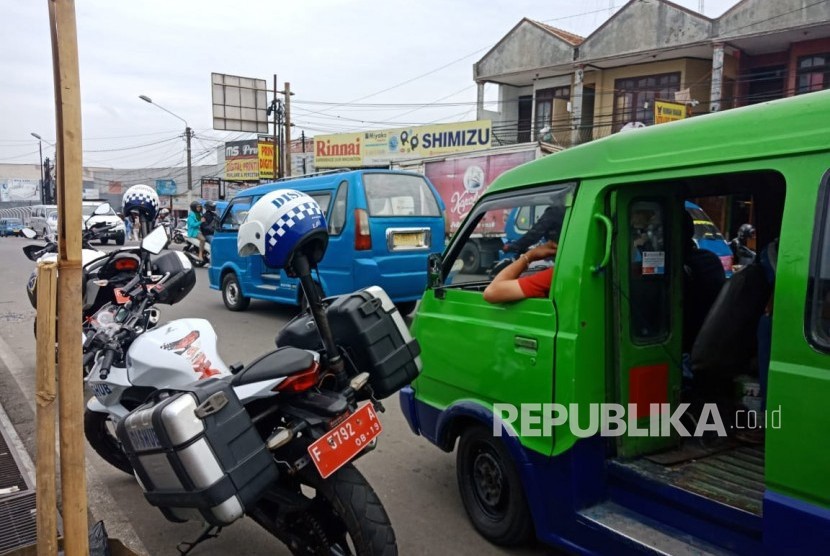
top-left (401, 90), bottom-right (830, 554)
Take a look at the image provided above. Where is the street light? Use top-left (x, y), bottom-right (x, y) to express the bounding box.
top-left (31, 133), bottom-right (44, 203)
top-left (138, 95), bottom-right (193, 202)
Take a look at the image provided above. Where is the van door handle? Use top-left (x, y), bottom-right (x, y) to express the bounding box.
top-left (514, 336), bottom-right (538, 352)
top-left (592, 213), bottom-right (613, 273)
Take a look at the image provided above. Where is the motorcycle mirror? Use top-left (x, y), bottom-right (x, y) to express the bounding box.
top-left (93, 202), bottom-right (112, 216)
top-left (141, 225), bottom-right (168, 255)
top-left (23, 245), bottom-right (42, 261)
top-left (21, 228), bottom-right (37, 239)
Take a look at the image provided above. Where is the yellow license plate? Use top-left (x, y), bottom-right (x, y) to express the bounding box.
top-left (393, 232), bottom-right (425, 248)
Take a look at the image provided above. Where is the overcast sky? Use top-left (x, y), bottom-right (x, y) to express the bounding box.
top-left (0, 0), bottom-right (738, 169)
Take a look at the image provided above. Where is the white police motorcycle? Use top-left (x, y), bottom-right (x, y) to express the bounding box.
top-left (83, 191), bottom-right (419, 555)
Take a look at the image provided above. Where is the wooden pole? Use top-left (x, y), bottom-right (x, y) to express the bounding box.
top-left (48, 1), bottom-right (89, 554)
top-left (283, 82), bottom-right (291, 177)
top-left (35, 262), bottom-right (58, 556)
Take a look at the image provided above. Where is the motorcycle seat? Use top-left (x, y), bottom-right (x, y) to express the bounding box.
top-left (231, 347), bottom-right (315, 386)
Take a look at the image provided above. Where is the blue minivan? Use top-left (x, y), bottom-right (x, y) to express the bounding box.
top-left (209, 169), bottom-right (445, 314)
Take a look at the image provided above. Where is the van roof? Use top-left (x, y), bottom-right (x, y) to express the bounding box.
top-left (486, 90), bottom-right (830, 196)
top-left (237, 168), bottom-right (427, 198)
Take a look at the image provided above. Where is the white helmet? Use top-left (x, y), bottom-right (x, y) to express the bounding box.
top-left (238, 189), bottom-right (328, 269)
top-left (123, 184), bottom-right (159, 220)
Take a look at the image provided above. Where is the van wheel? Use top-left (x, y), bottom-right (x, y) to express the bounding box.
top-left (222, 273), bottom-right (250, 311)
top-left (459, 243), bottom-right (481, 274)
top-left (100, 238), bottom-right (109, 245)
top-left (115, 232), bottom-right (125, 246)
top-left (457, 426), bottom-right (532, 546)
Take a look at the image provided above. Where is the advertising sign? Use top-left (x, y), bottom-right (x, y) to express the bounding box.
top-left (155, 179), bottom-right (177, 196)
top-left (0, 179), bottom-right (40, 202)
top-left (201, 178), bottom-right (220, 201)
top-left (654, 100), bottom-right (688, 125)
top-left (224, 139), bottom-right (278, 181)
top-left (425, 150), bottom-right (536, 234)
top-left (224, 139), bottom-right (260, 181)
top-left (258, 142), bottom-right (277, 180)
top-left (315, 120), bottom-right (492, 168)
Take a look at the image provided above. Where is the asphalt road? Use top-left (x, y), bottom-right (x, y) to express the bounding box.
top-left (0, 236), bottom-right (548, 556)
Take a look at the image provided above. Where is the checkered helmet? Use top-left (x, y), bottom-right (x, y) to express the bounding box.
top-left (238, 189), bottom-right (328, 269)
top-left (122, 184), bottom-right (159, 220)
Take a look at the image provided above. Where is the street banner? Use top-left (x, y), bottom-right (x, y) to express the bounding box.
top-left (654, 100), bottom-right (688, 124)
top-left (315, 120), bottom-right (492, 168)
top-left (225, 139), bottom-right (278, 181)
top-left (0, 179), bottom-right (40, 202)
top-left (155, 179), bottom-right (176, 196)
top-left (258, 142), bottom-right (277, 180)
top-left (201, 177), bottom-right (220, 200)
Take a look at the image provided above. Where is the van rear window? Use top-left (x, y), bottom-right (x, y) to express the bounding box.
top-left (363, 174), bottom-right (440, 217)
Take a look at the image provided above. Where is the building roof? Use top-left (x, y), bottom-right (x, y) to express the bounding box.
top-left (529, 19), bottom-right (584, 45)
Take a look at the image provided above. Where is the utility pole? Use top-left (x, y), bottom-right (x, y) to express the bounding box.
top-left (283, 82), bottom-right (292, 178)
top-left (272, 73), bottom-right (282, 179)
top-left (185, 126), bottom-right (193, 203)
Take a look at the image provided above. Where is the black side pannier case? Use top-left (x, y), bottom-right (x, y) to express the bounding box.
top-left (115, 377), bottom-right (278, 526)
top-left (277, 286), bottom-right (421, 399)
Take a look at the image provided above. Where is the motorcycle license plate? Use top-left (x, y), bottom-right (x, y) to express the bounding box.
top-left (307, 403), bottom-right (382, 479)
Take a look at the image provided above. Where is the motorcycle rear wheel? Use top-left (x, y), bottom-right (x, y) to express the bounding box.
top-left (84, 409), bottom-right (133, 475)
top-left (250, 463), bottom-right (397, 556)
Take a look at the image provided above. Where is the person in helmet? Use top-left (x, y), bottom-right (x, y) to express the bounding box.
top-left (237, 189), bottom-right (328, 273)
top-left (729, 223), bottom-right (756, 266)
top-left (187, 201), bottom-right (205, 261)
top-left (200, 200), bottom-right (218, 244)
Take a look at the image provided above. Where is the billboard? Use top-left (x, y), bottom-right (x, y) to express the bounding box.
top-left (0, 179), bottom-right (40, 202)
top-left (211, 73), bottom-right (269, 133)
top-left (314, 120), bottom-right (492, 168)
top-left (155, 179), bottom-right (177, 196)
top-left (654, 100), bottom-right (688, 124)
top-left (224, 139), bottom-right (278, 181)
top-left (201, 177), bottom-right (220, 201)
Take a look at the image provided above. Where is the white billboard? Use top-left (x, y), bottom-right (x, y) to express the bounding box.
top-left (211, 73), bottom-right (268, 133)
top-left (0, 179), bottom-right (40, 202)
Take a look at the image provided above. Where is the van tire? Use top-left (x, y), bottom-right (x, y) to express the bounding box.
top-left (222, 273), bottom-right (250, 311)
top-left (100, 238), bottom-right (109, 245)
top-left (115, 232), bottom-right (125, 246)
top-left (460, 243), bottom-right (481, 274)
top-left (457, 426), bottom-right (533, 546)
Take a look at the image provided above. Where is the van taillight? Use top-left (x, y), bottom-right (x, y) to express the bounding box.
top-left (355, 209), bottom-right (372, 250)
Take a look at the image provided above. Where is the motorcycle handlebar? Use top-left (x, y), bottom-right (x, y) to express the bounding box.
top-left (99, 347), bottom-right (117, 375)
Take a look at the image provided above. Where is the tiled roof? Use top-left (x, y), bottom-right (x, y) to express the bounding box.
top-left (529, 19), bottom-right (584, 45)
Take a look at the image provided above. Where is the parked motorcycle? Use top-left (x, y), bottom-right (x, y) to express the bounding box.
top-left (83, 217), bottom-right (413, 554)
top-left (22, 203), bottom-right (145, 340)
top-left (171, 225), bottom-right (186, 245)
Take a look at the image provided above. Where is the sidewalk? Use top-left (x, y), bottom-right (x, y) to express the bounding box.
top-left (0, 334), bottom-right (148, 555)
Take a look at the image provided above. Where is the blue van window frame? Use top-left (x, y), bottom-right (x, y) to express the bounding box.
top-left (219, 196), bottom-right (254, 231)
top-left (328, 181), bottom-right (348, 236)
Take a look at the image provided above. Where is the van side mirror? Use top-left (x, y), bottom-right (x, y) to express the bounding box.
top-left (427, 253), bottom-right (443, 289)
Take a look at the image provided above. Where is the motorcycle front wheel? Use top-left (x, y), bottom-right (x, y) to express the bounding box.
top-left (250, 463), bottom-right (397, 556)
top-left (84, 409), bottom-right (133, 475)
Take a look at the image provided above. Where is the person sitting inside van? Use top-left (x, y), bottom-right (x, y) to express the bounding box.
top-left (483, 240), bottom-right (558, 303)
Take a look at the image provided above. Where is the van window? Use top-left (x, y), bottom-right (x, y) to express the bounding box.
top-left (443, 184), bottom-right (573, 288)
top-left (309, 193), bottom-right (332, 215)
top-left (328, 181), bottom-right (348, 235)
top-left (807, 172), bottom-right (830, 352)
top-left (363, 174), bottom-right (440, 217)
top-left (219, 196), bottom-right (254, 230)
top-left (629, 199), bottom-right (670, 343)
